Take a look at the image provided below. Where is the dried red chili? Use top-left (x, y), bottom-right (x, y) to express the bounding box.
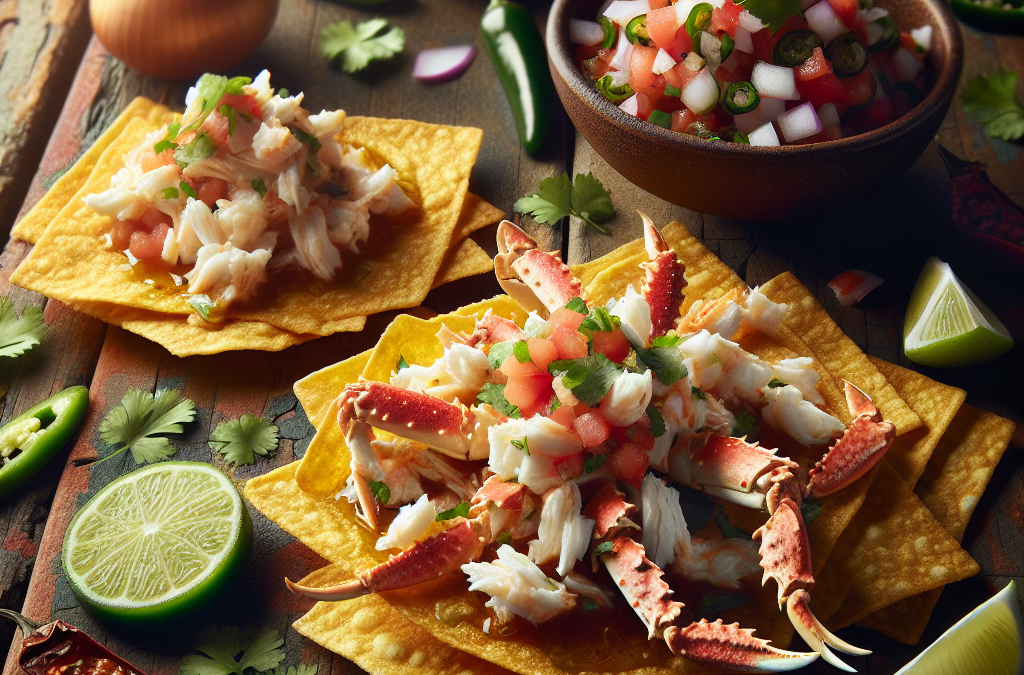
top-left (938, 143), bottom-right (1024, 250)
top-left (1, 610), bottom-right (144, 675)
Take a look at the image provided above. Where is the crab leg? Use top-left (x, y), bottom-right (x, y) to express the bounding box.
top-left (494, 220), bottom-right (582, 318)
top-left (639, 212), bottom-right (687, 340)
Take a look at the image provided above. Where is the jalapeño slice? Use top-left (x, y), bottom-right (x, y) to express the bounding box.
top-left (685, 3), bottom-right (714, 40)
top-left (867, 14), bottom-right (899, 52)
top-left (626, 14), bottom-right (652, 46)
top-left (825, 32), bottom-right (868, 77)
top-left (596, 74), bottom-right (634, 102)
top-left (720, 33), bottom-right (736, 62)
top-left (773, 29), bottom-right (825, 66)
top-left (722, 81), bottom-right (760, 115)
top-left (599, 16), bottom-right (616, 49)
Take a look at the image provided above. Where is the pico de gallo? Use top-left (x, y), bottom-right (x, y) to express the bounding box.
top-left (569, 0), bottom-right (934, 145)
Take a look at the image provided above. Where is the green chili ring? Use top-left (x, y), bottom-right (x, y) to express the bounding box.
top-left (596, 74), bottom-right (635, 102)
top-left (825, 32), bottom-right (868, 77)
top-left (685, 3), bottom-right (714, 40)
top-left (626, 14), bottom-right (652, 45)
top-left (0, 386), bottom-right (89, 499)
top-left (599, 16), bottom-right (617, 48)
top-left (949, 0), bottom-right (1024, 34)
top-left (773, 29), bottom-right (825, 66)
top-left (867, 15), bottom-right (899, 52)
top-left (720, 33), bottom-right (736, 63)
top-left (722, 81), bottom-right (760, 115)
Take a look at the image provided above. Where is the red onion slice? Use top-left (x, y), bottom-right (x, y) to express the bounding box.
top-left (828, 270), bottom-right (884, 306)
top-left (413, 45), bottom-right (476, 83)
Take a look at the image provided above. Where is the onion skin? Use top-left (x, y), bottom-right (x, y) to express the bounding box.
top-left (89, 0), bottom-right (279, 80)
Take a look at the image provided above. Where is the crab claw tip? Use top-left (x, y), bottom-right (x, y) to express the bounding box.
top-left (787, 590), bottom-right (869, 672)
top-left (285, 576), bottom-right (368, 601)
top-left (640, 211), bottom-right (668, 257)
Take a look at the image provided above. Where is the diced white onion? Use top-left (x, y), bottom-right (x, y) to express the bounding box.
top-left (570, 19), bottom-right (606, 46)
top-left (758, 96), bottom-right (786, 122)
top-left (619, 94), bottom-right (639, 116)
top-left (739, 9), bottom-right (765, 32)
top-left (805, 1), bottom-right (846, 44)
top-left (748, 122), bottom-right (780, 146)
top-left (734, 109), bottom-right (762, 135)
top-left (675, 0), bottom-right (700, 27)
top-left (777, 101), bottom-right (822, 142)
top-left (893, 47), bottom-right (920, 82)
top-left (701, 31), bottom-right (722, 74)
top-left (609, 23), bottom-right (634, 71)
top-left (859, 6), bottom-right (890, 22)
top-left (817, 102), bottom-right (840, 128)
top-left (751, 61), bottom-right (799, 100)
top-left (682, 68), bottom-right (720, 115)
top-left (734, 25), bottom-right (754, 54)
top-left (604, 0), bottom-right (650, 25)
top-left (911, 25), bottom-right (932, 51)
top-left (608, 69), bottom-right (632, 87)
top-left (652, 48), bottom-right (677, 75)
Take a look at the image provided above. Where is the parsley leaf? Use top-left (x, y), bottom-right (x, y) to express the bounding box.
top-left (514, 171), bottom-right (615, 234)
top-left (736, 0), bottom-right (803, 31)
top-left (487, 341), bottom-right (516, 369)
top-left (548, 353), bottom-right (622, 406)
top-left (180, 626), bottom-right (285, 675)
top-left (319, 18), bottom-right (406, 73)
top-left (436, 501), bottom-right (470, 521)
top-left (174, 132), bottom-right (217, 170)
top-left (477, 383), bottom-right (521, 419)
top-left (97, 389), bottom-right (196, 465)
top-left (961, 70), bottom-right (1024, 142)
top-left (209, 414), bottom-right (279, 467)
top-left (0, 297), bottom-right (45, 358)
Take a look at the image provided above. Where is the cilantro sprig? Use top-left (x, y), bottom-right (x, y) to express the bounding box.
top-left (179, 626), bottom-right (285, 675)
top-left (436, 501), bottom-right (470, 521)
top-left (961, 70), bottom-right (1024, 142)
top-left (736, 0), bottom-right (803, 32)
top-left (209, 414), bottom-right (279, 467)
top-left (0, 297), bottom-right (45, 358)
top-left (477, 382), bottom-right (521, 419)
top-left (319, 18), bottom-right (406, 73)
top-left (548, 353), bottom-right (623, 406)
top-left (514, 172), bottom-right (615, 234)
top-left (88, 388), bottom-right (196, 466)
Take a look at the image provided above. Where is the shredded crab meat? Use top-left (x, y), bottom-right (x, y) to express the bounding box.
top-left (375, 494), bottom-right (436, 551)
top-left (678, 330), bottom-right (774, 407)
top-left (390, 342), bottom-right (492, 405)
top-left (606, 286), bottom-right (652, 346)
top-left (528, 484), bottom-right (596, 577)
top-left (771, 357), bottom-right (825, 406)
top-left (600, 370), bottom-right (653, 427)
top-left (462, 544), bottom-right (577, 624)
top-left (641, 473), bottom-right (691, 569)
top-left (762, 384), bottom-right (845, 446)
top-left (670, 537), bottom-right (763, 591)
top-left (488, 417), bottom-right (582, 495)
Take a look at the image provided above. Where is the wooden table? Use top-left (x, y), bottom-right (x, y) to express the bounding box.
top-left (0, 1), bottom-right (1020, 674)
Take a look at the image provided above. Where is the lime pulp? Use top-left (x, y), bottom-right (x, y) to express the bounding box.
top-left (62, 461), bottom-right (252, 632)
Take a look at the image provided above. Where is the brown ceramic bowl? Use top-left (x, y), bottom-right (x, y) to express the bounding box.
top-left (547, 0), bottom-right (963, 221)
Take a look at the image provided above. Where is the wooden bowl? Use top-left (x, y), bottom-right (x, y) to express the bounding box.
top-left (546, 0), bottom-right (963, 221)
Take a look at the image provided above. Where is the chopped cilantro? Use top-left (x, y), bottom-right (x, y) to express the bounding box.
top-left (94, 389), bottom-right (196, 465)
top-left (179, 625), bottom-right (285, 675)
top-left (277, 87), bottom-right (290, 98)
top-left (592, 540), bottom-right (616, 557)
top-left (251, 179), bottom-right (267, 197)
top-left (173, 132), bottom-right (217, 170)
top-left (510, 437), bottom-right (530, 455)
top-left (548, 353), bottom-right (622, 406)
top-left (579, 306), bottom-right (620, 335)
top-left (651, 333), bottom-right (682, 348)
top-left (208, 414), bottom-right (279, 467)
top-left (584, 454), bottom-right (607, 474)
top-left (647, 405), bottom-right (666, 437)
top-left (224, 75), bottom-right (252, 96)
top-left (633, 343), bottom-right (688, 385)
top-left (435, 501), bottom-right (470, 521)
top-left (714, 507), bottom-right (752, 539)
top-left (565, 297), bottom-right (588, 314)
top-left (496, 532), bottom-right (513, 545)
top-left (736, 0), bottom-right (803, 32)
top-left (549, 397), bottom-right (562, 414)
top-left (0, 297), bottom-right (45, 358)
top-left (182, 74), bottom-right (232, 134)
top-left (153, 121), bottom-right (181, 154)
top-left (731, 411), bottom-right (759, 439)
top-left (691, 388), bottom-right (706, 401)
top-left (477, 383), bottom-right (521, 419)
top-left (487, 341), bottom-right (516, 369)
top-left (397, 355), bottom-right (410, 370)
top-left (319, 18), bottom-right (406, 73)
top-left (217, 104), bottom-right (237, 135)
top-left (289, 126), bottom-right (323, 177)
top-left (180, 181), bottom-right (198, 200)
top-left (513, 340), bottom-right (532, 363)
top-left (189, 294), bottom-right (215, 320)
top-left (768, 378), bottom-right (787, 388)
top-left (159, 187), bottom-right (180, 200)
top-left (961, 70), bottom-right (1024, 141)
top-left (369, 480), bottom-right (391, 504)
top-left (514, 171), bottom-right (615, 235)
top-left (801, 500), bottom-right (822, 525)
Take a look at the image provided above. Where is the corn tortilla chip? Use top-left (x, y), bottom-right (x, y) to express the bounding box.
top-left (294, 349), bottom-right (374, 429)
top-left (454, 192), bottom-right (505, 240)
top-left (433, 238), bottom-right (494, 289)
top-left (362, 314), bottom-right (478, 383)
top-left (857, 404), bottom-right (1015, 644)
top-left (11, 114), bottom-right (483, 336)
top-left (12, 98), bottom-right (176, 245)
top-left (295, 394), bottom-right (359, 499)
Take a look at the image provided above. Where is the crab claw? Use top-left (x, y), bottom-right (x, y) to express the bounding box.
top-left (805, 382), bottom-right (895, 499)
top-left (665, 619), bottom-right (820, 672)
top-left (286, 519), bottom-right (487, 601)
top-left (639, 212), bottom-right (686, 340)
top-left (495, 220), bottom-right (581, 318)
top-left (787, 590), bottom-right (869, 672)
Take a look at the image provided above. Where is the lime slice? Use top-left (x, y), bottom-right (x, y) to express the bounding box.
top-left (903, 256), bottom-right (1014, 367)
top-left (896, 581), bottom-right (1023, 675)
top-left (63, 461), bottom-right (252, 632)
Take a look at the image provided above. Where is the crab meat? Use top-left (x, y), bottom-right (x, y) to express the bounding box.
top-left (462, 544), bottom-right (577, 624)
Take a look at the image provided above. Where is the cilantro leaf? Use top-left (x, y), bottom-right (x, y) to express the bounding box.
top-left (548, 353), bottom-right (622, 406)
top-left (251, 179), bottom-right (267, 197)
top-left (768, 378), bottom-right (787, 388)
top-left (154, 121), bottom-right (181, 154)
top-left (691, 388), bottom-right (706, 401)
top-left (436, 501), bottom-right (470, 521)
top-left (209, 414), bottom-right (279, 467)
top-left (731, 411), bottom-right (759, 440)
top-left (0, 297), bottom-right (45, 358)
top-left (477, 383), bottom-right (521, 419)
top-left (514, 172), bottom-right (614, 234)
top-left (584, 453), bottom-right (607, 474)
top-left (369, 480), bottom-right (390, 504)
top-left (397, 355), bottom-right (410, 371)
top-left (510, 437), bottom-right (530, 455)
top-left (487, 341), bottom-right (516, 369)
top-left (801, 500), bottom-right (822, 525)
top-left (592, 540), bottom-right (616, 557)
top-left (646, 405), bottom-right (666, 437)
top-left (180, 626), bottom-right (285, 675)
top-left (97, 388), bottom-right (196, 465)
top-left (174, 132), bottom-right (217, 170)
top-left (714, 507), bottom-right (752, 539)
top-left (182, 74), bottom-right (230, 134)
top-left (319, 18), bottom-right (405, 73)
top-left (513, 340), bottom-right (532, 363)
top-left (180, 181), bottom-right (198, 200)
top-left (961, 70), bottom-right (1024, 142)
top-left (565, 297), bottom-right (588, 314)
top-left (736, 0), bottom-right (803, 32)
top-left (651, 333), bottom-right (682, 348)
top-left (632, 343), bottom-right (688, 385)
top-left (189, 294), bottom-right (215, 320)
top-left (578, 306), bottom-right (619, 336)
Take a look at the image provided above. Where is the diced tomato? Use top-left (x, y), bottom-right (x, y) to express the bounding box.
top-left (630, 45), bottom-right (666, 101)
top-left (201, 110), bottom-right (232, 148)
top-left (110, 219), bottom-right (140, 250)
top-left (846, 94), bottom-right (894, 133)
top-left (632, 425), bottom-right (656, 453)
top-left (574, 412), bottom-right (612, 448)
top-left (636, 92), bottom-right (660, 120)
top-left (662, 62), bottom-right (702, 92)
top-left (837, 68), bottom-right (876, 110)
top-left (554, 453), bottom-right (585, 482)
top-left (648, 0), bottom-right (670, 8)
top-left (752, 16), bottom-right (809, 63)
top-left (218, 93), bottom-right (263, 119)
top-left (591, 328), bottom-right (631, 363)
top-left (826, 0), bottom-right (859, 28)
top-left (573, 401), bottom-right (593, 416)
top-left (500, 354), bottom-right (540, 378)
top-left (712, 0), bottom-right (744, 36)
top-left (716, 49), bottom-right (755, 83)
top-left (549, 403), bottom-right (578, 429)
top-left (795, 48), bottom-right (845, 107)
top-left (129, 222), bottom-right (170, 261)
top-left (527, 338), bottom-right (559, 373)
top-left (520, 392), bottom-right (556, 420)
top-left (581, 48), bottom-right (616, 80)
top-left (671, 28), bottom-right (694, 61)
top-left (548, 307), bottom-right (587, 332)
top-left (647, 6), bottom-right (681, 51)
top-left (504, 370), bottom-right (553, 412)
top-left (140, 148), bottom-right (177, 173)
top-left (195, 177), bottom-right (230, 209)
top-left (550, 325), bottom-right (588, 360)
top-left (609, 443), bottom-right (648, 488)
top-left (574, 43), bottom-right (601, 66)
top-left (140, 207), bottom-right (172, 230)
top-left (671, 108), bottom-right (725, 133)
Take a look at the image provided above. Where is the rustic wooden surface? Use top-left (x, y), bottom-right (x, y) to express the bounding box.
top-left (0, 1), bottom-right (1019, 674)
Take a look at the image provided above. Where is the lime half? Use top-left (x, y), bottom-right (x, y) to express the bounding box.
top-left (896, 581), bottom-right (1024, 675)
top-left (903, 257), bottom-right (1014, 367)
top-left (63, 462), bottom-right (252, 632)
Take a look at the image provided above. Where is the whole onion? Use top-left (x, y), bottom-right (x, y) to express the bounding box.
top-left (89, 0), bottom-right (279, 80)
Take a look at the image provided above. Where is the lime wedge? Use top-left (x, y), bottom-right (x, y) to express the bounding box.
top-left (903, 257), bottom-right (1014, 367)
top-left (896, 581), bottom-right (1023, 675)
top-left (62, 462), bottom-right (252, 632)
